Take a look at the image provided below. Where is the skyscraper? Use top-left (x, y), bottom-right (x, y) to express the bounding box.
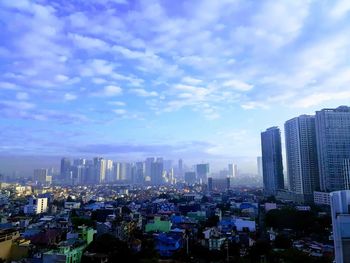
top-left (151, 158), bottom-right (164, 185)
top-left (330, 190), bottom-right (350, 263)
top-left (119, 162), bottom-right (132, 181)
top-left (261, 127), bottom-right (284, 195)
top-left (60, 157), bottom-right (71, 182)
top-left (178, 159), bottom-right (183, 177)
top-left (105, 159), bottom-right (114, 183)
top-left (285, 115), bottom-right (319, 201)
top-left (133, 162), bottom-right (145, 184)
top-left (316, 106), bottom-right (350, 191)
top-left (145, 157), bottom-right (155, 181)
top-left (257, 157), bottom-right (263, 178)
top-left (34, 168), bottom-right (51, 185)
top-left (196, 163), bottom-right (209, 184)
top-left (93, 157), bottom-right (106, 184)
top-left (228, 163), bottom-right (238, 177)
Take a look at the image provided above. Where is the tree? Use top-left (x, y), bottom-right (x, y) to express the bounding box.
top-left (205, 215), bottom-right (219, 227)
top-left (82, 234), bottom-right (134, 263)
top-left (274, 234), bottom-right (292, 249)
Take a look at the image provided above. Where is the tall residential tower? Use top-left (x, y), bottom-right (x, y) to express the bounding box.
top-left (316, 106), bottom-right (350, 191)
top-left (261, 127), bottom-right (284, 195)
top-left (285, 115), bottom-right (319, 202)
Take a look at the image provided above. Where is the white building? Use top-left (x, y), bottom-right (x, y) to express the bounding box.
top-left (330, 190), bottom-right (350, 263)
top-left (24, 197), bottom-right (48, 214)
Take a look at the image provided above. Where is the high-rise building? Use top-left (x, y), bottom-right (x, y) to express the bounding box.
top-left (93, 157), bottom-right (106, 184)
top-left (285, 115), bottom-right (319, 202)
top-left (72, 165), bottom-right (85, 185)
top-left (105, 160), bottom-right (114, 183)
top-left (113, 162), bottom-right (121, 181)
top-left (145, 157), bottom-right (155, 181)
top-left (184, 172), bottom-right (196, 185)
top-left (178, 159), bottom-right (183, 177)
top-left (133, 162), bottom-right (144, 184)
top-left (151, 158), bottom-right (164, 185)
top-left (330, 190), bottom-right (350, 263)
top-left (60, 158), bottom-right (71, 182)
top-left (34, 168), bottom-right (51, 185)
top-left (316, 106), bottom-right (350, 191)
top-left (119, 162), bottom-right (132, 181)
top-left (257, 157), bottom-right (263, 178)
top-left (196, 163), bottom-right (209, 184)
top-left (261, 127), bottom-right (284, 195)
top-left (228, 163), bottom-right (238, 178)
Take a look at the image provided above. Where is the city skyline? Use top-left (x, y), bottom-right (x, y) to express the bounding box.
top-left (2, 0), bottom-right (350, 167)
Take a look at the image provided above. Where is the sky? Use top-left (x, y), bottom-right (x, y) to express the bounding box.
top-left (1, 0), bottom-right (350, 174)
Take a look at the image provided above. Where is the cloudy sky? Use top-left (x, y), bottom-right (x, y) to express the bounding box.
top-left (1, 0), bottom-right (350, 172)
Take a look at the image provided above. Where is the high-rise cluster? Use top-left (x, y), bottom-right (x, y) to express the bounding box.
top-left (59, 157), bottom-right (178, 186)
top-left (261, 106), bottom-right (350, 201)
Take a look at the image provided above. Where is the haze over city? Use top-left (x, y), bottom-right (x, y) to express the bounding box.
top-left (1, 0), bottom-right (350, 174)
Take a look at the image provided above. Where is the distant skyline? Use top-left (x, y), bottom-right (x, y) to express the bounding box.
top-left (1, 1), bottom-right (350, 168)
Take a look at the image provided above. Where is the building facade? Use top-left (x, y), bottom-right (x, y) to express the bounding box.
top-left (330, 190), bottom-right (350, 263)
top-left (316, 106), bottom-right (350, 191)
top-left (261, 127), bottom-right (284, 195)
top-left (285, 115), bottom-right (319, 202)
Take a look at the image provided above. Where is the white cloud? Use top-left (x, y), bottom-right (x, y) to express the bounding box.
top-left (92, 78), bottom-right (108, 84)
top-left (113, 109), bottom-right (127, 115)
top-left (293, 91), bottom-right (350, 108)
top-left (16, 92), bottom-right (29, 100)
top-left (55, 74), bottom-right (69, 82)
top-left (93, 85), bottom-right (122, 97)
top-left (0, 82), bottom-right (19, 90)
top-left (81, 59), bottom-right (116, 76)
top-left (108, 101), bottom-right (126, 106)
top-left (130, 88), bottom-right (158, 97)
top-left (64, 93), bottom-right (77, 101)
top-left (182, 76), bottom-right (203, 85)
top-left (68, 33), bottom-right (109, 50)
top-left (223, 79), bottom-right (253, 91)
top-left (330, 0), bottom-right (350, 19)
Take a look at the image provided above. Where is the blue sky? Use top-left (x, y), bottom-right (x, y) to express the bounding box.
top-left (1, 0), bottom-right (350, 171)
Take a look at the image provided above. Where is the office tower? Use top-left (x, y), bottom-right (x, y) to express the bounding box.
top-left (257, 157), bottom-right (263, 178)
top-left (112, 162), bottom-right (120, 181)
top-left (34, 168), bottom-right (51, 185)
top-left (184, 172), bottom-right (196, 185)
top-left (151, 158), bottom-right (164, 185)
top-left (94, 157), bottom-right (106, 183)
top-left (285, 115), bottom-right (319, 201)
top-left (145, 157), bottom-right (155, 180)
top-left (72, 165), bottom-right (84, 185)
top-left (196, 163), bottom-right (209, 184)
top-left (60, 157), bottom-right (71, 182)
top-left (86, 164), bottom-right (96, 184)
top-left (105, 159), bottom-right (114, 183)
top-left (316, 106), bottom-right (350, 192)
top-left (228, 163), bottom-right (238, 177)
top-left (119, 162), bottom-right (132, 181)
top-left (330, 190), bottom-right (350, 263)
top-left (178, 159), bottom-right (183, 177)
top-left (261, 127), bottom-right (284, 195)
top-left (133, 162), bottom-right (144, 184)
